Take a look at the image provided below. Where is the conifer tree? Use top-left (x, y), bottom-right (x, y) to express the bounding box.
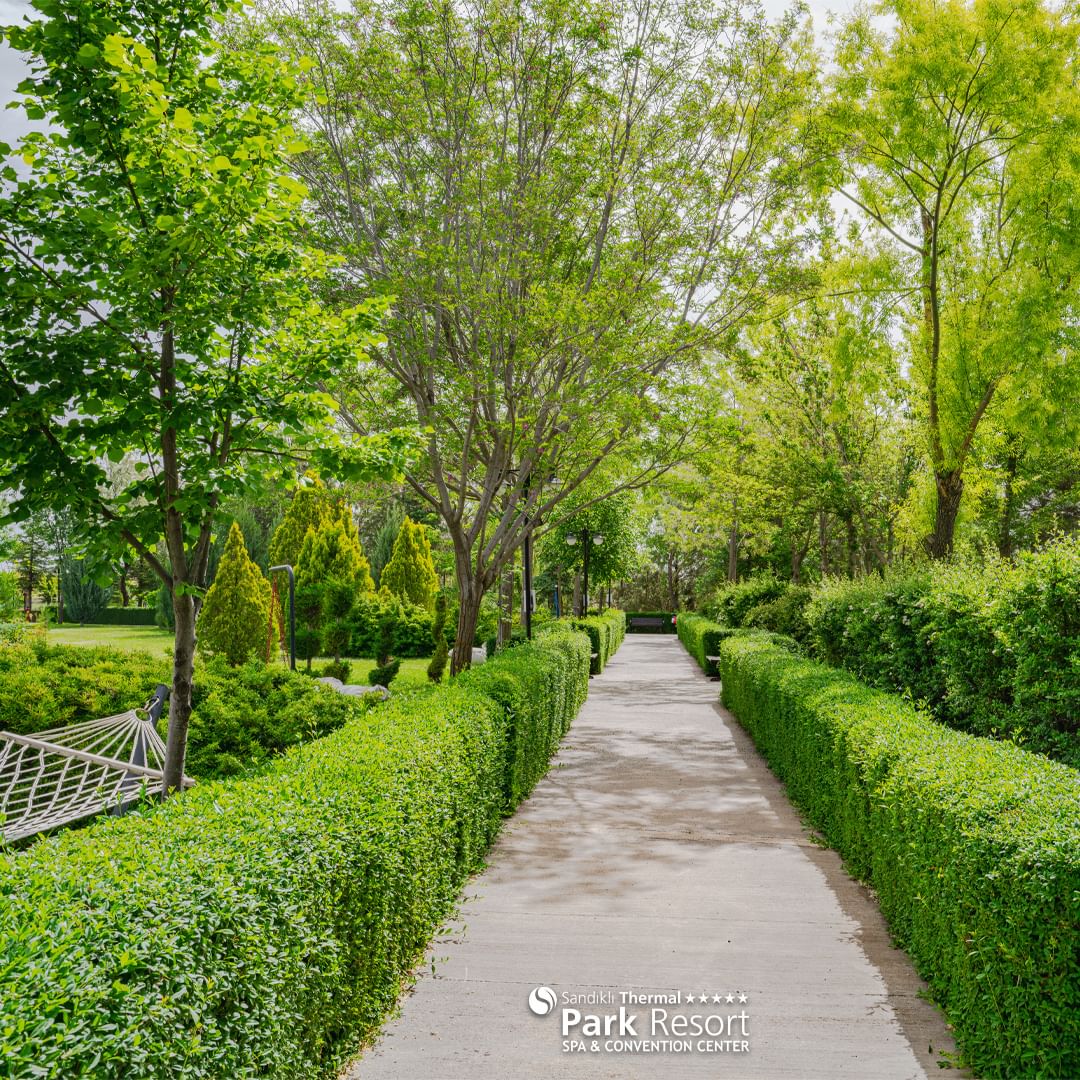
top-left (380, 517), bottom-right (438, 610)
top-left (295, 519), bottom-right (375, 593)
top-left (197, 522), bottom-right (272, 666)
top-left (267, 481), bottom-right (330, 570)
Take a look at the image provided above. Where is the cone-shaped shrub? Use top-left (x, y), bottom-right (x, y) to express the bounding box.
top-left (380, 516), bottom-right (438, 610)
top-left (197, 522), bottom-right (272, 666)
top-left (296, 519), bottom-right (375, 594)
top-left (267, 480), bottom-right (330, 570)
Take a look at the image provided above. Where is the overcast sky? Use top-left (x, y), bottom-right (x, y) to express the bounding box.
top-left (1, 0), bottom-right (855, 147)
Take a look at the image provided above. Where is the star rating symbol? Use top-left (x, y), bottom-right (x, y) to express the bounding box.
top-left (683, 989), bottom-right (695, 1002)
top-left (711, 993), bottom-right (723, 1004)
top-left (738, 992), bottom-right (748, 1004)
top-left (725, 993), bottom-right (735, 1004)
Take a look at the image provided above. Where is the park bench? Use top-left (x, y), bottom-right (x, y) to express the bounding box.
top-left (627, 615), bottom-right (669, 632)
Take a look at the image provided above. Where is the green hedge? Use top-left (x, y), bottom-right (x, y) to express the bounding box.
top-left (676, 613), bottom-right (737, 675)
top-left (0, 632), bottom-right (592, 1078)
top-left (457, 624), bottom-right (589, 807)
top-left (570, 609), bottom-right (626, 674)
top-left (624, 611), bottom-right (676, 633)
top-left (805, 539), bottom-right (1080, 768)
top-left (720, 633), bottom-right (1080, 1079)
top-left (73, 607), bottom-right (157, 626)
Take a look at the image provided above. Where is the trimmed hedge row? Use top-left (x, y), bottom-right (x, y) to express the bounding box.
top-left (457, 624), bottom-right (589, 807)
top-left (571, 609), bottom-right (626, 674)
top-left (72, 607), bottom-right (157, 626)
top-left (0, 631), bottom-right (593, 1078)
top-left (806, 540), bottom-right (1080, 768)
top-left (720, 633), bottom-right (1080, 1079)
top-left (624, 611), bottom-right (677, 633)
top-left (676, 613), bottom-right (735, 676)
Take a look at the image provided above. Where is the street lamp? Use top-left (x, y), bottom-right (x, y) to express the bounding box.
top-left (565, 531), bottom-right (604, 614)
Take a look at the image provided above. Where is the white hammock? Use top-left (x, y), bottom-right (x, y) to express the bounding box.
top-left (0, 687), bottom-right (192, 843)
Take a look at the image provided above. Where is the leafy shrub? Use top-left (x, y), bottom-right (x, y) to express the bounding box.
top-left (805, 539), bottom-right (1080, 767)
top-left (0, 633), bottom-right (591, 1078)
top-left (186, 659), bottom-right (358, 779)
top-left (705, 573), bottom-right (789, 625)
top-left (719, 633), bottom-right (1080, 1079)
top-left (740, 585), bottom-right (811, 643)
top-left (347, 593), bottom-right (433, 659)
top-left (570, 608), bottom-right (626, 673)
top-left (0, 643), bottom-right (355, 780)
top-left (321, 660), bottom-right (351, 683)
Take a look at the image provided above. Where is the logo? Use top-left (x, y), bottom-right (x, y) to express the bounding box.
top-left (529, 986), bottom-right (558, 1016)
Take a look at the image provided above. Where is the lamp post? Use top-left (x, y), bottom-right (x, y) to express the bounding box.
top-left (565, 531), bottom-right (604, 614)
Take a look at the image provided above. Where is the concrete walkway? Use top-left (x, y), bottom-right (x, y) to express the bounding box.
top-left (348, 635), bottom-right (963, 1080)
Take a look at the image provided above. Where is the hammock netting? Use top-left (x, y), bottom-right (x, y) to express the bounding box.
top-left (0, 689), bottom-right (191, 843)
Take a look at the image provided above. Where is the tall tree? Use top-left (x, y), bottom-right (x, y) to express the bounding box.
top-left (265, 0), bottom-right (819, 669)
top-left (831, 0), bottom-right (1080, 557)
top-left (0, 0), bottom-right (412, 789)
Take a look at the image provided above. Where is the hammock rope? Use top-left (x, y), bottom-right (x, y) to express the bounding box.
top-left (0, 686), bottom-right (193, 844)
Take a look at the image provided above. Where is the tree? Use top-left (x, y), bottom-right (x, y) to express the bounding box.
top-left (266, 0), bottom-right (819, 670)
top-left (368, 503), bottom-right (405, 588)
top-left (542, 491), bottom-right (639, 614)
top-left (59, 557), bottom-right (112, 622)
top-left (831, 0), bottom-right (1080, 557)
top-left (380, 517), bottom-right (438, 611)
top-left (0, 0), bottom-right (411, 789)
top-left (295, 518), bottom-right (375, 594)
top-left (12, 515), bottom-right (54, 614)
top-left (267, 479), bottom-right (332, 570)
top-left (196, 522), bottom-right (272, 665)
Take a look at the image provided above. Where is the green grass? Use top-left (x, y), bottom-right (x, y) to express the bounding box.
top-left (46, 624), bottom-right (174, 654)
top-left (44, 624), bottom-right (432, 688)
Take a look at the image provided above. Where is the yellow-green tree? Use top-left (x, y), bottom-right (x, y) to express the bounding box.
top-left (295, 518), bottom-right (374, 593)
top-left (267, 481), bottom-right (331, 570)
top-left (380, 517), bottom-right (438, 610)
top-left (197, 522), bottom-right (272, 666)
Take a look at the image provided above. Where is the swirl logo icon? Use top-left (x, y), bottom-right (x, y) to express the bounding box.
top-left (528, 986), bottom-right (558, 1016)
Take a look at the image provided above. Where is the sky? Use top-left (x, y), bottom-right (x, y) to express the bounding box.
top-left (0, 0), bottom-right (856, 148)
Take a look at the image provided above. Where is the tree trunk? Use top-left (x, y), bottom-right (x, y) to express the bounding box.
top-left (818, 511), bottom-right (829, 577)
top-left (118, 568), bottom-right (130, 607)
top-left (496, 565), bottom-right (514, 647)
top-left (926, 469), bottom-right (964, 559)
top-left (727, 523), bottom-right (739, 582)
top-left (162, 589), bottom-right (196, 793)
top-left (572, 571), bottom-right (582, 617)
top-left (452, 583), bottom-right (483, 675)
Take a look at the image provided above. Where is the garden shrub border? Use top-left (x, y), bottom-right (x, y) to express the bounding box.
top-left (0, 630), bottom-right (593, 1078)
top-left (623, 611), bottom-right (676, 633)
top-left (570, 609), bottom-right (626, 674)
top-left (719, 633), bottom-right (1080, 1078)
top-left (676, 612), bottom-right (736, 675)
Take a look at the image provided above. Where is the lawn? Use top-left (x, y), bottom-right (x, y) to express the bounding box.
top-left (45, 624), bottom-right (432, 689)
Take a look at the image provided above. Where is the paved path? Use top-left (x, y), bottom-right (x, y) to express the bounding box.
top-left (348, 635), bottom-right (963, 1080)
